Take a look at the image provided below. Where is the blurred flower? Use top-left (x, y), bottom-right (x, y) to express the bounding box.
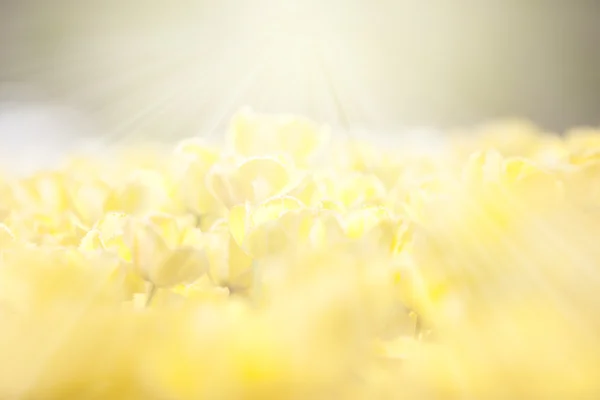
top-left (1, 110), bottom-right (600, 398)
top-left (228, 107), bottom-right (330, 166)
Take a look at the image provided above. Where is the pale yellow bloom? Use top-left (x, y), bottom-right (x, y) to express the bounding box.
top-left (228, 107), bottom-right (329, 166)
top-left (207, 156), bottom-right (293, 207)
top-left (2, 110), bottom-right (600, 398)
top-left (122, 215), bottom-right (209, 288)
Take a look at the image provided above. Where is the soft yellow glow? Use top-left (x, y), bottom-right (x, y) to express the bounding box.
top-left (0, 111), bottom-right (600, 398)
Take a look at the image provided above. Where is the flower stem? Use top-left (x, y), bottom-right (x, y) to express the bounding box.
top-left (145, 283), bottom-right (157, 308)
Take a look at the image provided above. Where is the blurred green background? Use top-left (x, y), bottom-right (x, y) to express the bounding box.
top-left (0, 0), bottom-right (599, 141)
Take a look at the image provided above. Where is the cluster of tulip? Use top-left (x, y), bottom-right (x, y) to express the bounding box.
top-left (1, 108), bottom-right (600, 399)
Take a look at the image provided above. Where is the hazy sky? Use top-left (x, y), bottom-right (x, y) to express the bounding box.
top-left (1, 0), bottom-right (600, 142)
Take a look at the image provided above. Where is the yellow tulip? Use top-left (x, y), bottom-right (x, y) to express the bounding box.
top-left (174, 137), bottom-right (220, 165)
top-left (10, 171), bottom-right (70, 213)
top-left (84, 212), bottom-right (132, 261)
top-left (104, 170), bottom-right (174, 215)
top-left (207, 156), bottom-right (292, 207)
top-left (123, 216), bottom-right (209, 288)
top-left (5, 109), bottom-right (600, 398)
top-left (565, 127), bottom-right (600, 154)
top-left (343, 206), bottom-right (390, 239)
top-left (228, 107), bottom-right (329, 166)
top-left (67, 177), bottom-right (111, 227)
top-left (172, 139), bottom-right (222, 216)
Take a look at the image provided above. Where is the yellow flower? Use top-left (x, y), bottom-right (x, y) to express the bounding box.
top-left (228, 196), bottom-right (348, 260)
top-left (474, 119), bottom-right (542, 156)
top-left (530, 135), bottom-right (569, 166)
top-left (0, 250), bottom-right (140, 397)
top-left (563, 161), bottom-right (600, 208)
top-left (342, 207), bottom-right (413, 257)
top-left (5, 109), bottom-right (600, 398)
top-left (287, 173), bottom-right (319, 206)
top-left (317, 171), bottom-right (387, 209)
top-left (172, 138), bottom-right (223, 216)
top-left (565, 127), bottom-right (600, 154)
top-left (500, 157), bottom-right (563, 207)
top-left (172, 276), bottom-right (230, 304)
top-left (332, 139), bottom-right (380, 172)
top-left (174, 137), bottom-right (221, 165)
top-left (343, 206), bottom-right (390, 239)
top-left (228, 107), bottom-right (329, 166)
top-left (207, 156), bottom-right (292, 208)
top-left (104, 170), bottom-right (174, 215)
top-left (67, 177), bottom-right (111, 227)
top-left (10, 171), bottom-right (70, 213)
top-left (3, 210), bottom-right (87, 246)
top-left (119, 215), bottom-right (208, 289)
top-left (81, 212), bottom-right (132, 260)
top-left (462, 149), bottom-right (504, 186)
top-left (228, 196), bottom-right (303, 257)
